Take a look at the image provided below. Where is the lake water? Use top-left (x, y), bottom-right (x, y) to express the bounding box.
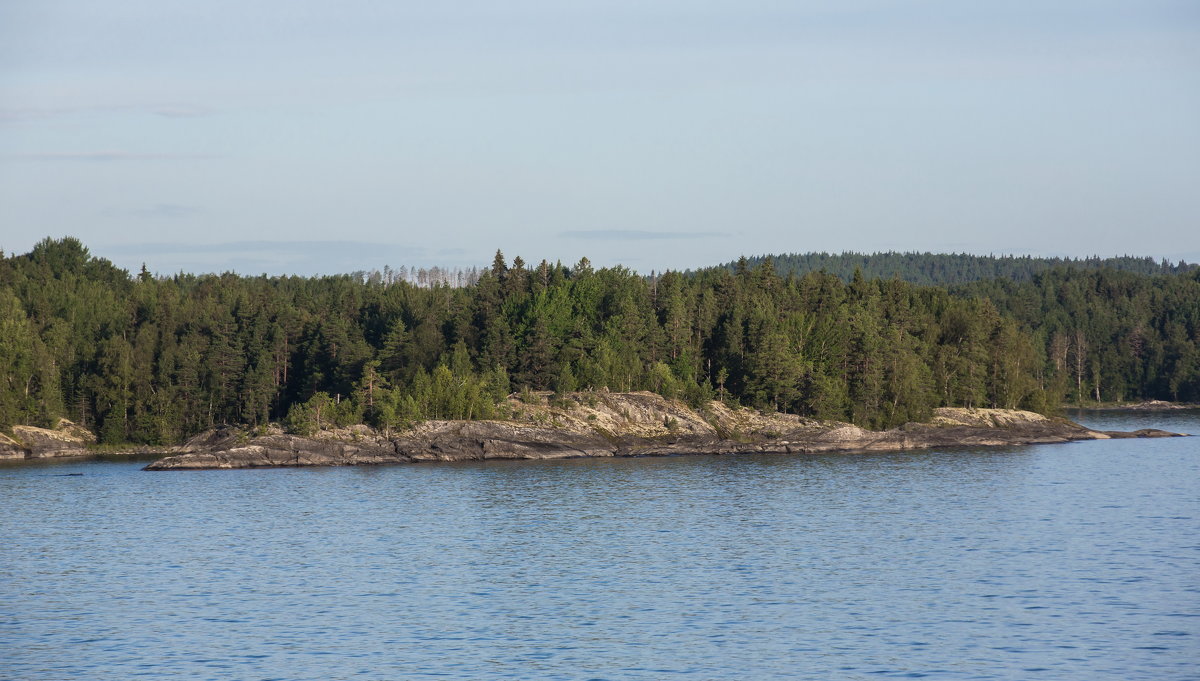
top-left (2, 411), bottom-right (1197, 680)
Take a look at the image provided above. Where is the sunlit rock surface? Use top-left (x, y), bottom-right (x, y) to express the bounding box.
top-left (144, 392), bottom-right (1186, 471)
top-left (2, 419), bottom-right (96, 460)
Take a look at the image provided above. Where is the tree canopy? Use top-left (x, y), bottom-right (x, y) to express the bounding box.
top-left (713, 252), bottom-right (1197, 286)
top-left (2, 239), bottom-right (1197, 443)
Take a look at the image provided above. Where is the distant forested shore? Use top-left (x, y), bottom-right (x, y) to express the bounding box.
top-left (713, 252), bottom-right (1197, 286)
top-left (1, 237), bottom-right (1197, 445)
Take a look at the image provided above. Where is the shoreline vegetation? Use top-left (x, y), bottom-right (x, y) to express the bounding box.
top-left (3, 238), bottom-right (1199, 454)
top-left (1, 391), bottom-right (1186, 467)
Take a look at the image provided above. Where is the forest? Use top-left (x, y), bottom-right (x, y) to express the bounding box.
top-left (719, 252), bottom-right (1197, 286)
top-left (1, 237), bottom-right (1198, 444)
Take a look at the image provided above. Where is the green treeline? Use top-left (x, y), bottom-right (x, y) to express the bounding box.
top-left (958, 270), bottom-right (1200, 405)
top-left (718, 252), bottom-right (1197, 286)
top-left (1, 238), bottom-right (1198, 444)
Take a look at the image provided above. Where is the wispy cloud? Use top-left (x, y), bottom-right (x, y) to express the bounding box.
top-left (117, 241), bottom-right (401, 256)
top-left (0, 103), bottom-right (215, 124)
top-left (152, 104), bottom-right (212, 119)
top-left (561, 229), bottom-right (727, 240)
top-left (9, 151), bottom-right (218, 162)
top-left (131, 204), bottom-right (204, 219)
top-left (0, 107), bottom-right (69, 123)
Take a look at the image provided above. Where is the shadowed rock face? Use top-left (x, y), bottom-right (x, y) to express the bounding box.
top-left (144, 393), bottom-right (1188, 471)
top-left (0, 432), bottom-right (25, 460)
top-left (1, 419), bottom-right (96, 460)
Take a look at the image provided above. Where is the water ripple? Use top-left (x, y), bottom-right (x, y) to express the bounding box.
top-left (2, 411), bottom-right (1198, 680)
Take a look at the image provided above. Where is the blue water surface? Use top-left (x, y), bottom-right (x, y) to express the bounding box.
top-left (2, 411), bottom-right (1197, 680)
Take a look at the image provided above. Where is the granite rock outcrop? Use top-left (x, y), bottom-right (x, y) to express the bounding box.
top-left (1, 419), bottom-right (97, 460)
top-left (144, 392), bottom-right (1187, 471)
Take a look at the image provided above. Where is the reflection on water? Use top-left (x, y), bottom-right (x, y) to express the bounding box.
top-left (2, 412), bottom-right (1197, 680)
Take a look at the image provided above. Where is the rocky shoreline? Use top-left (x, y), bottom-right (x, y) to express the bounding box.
top-left (0, 419), bottom-right (96, 460)
top-left (1073, 400), bottom-right (1200, 411)
top-left (143, 391), bottom-right (1185, 471)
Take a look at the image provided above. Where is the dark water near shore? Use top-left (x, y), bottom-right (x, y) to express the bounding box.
top-left (3, 412), bottom-right (1198, 680)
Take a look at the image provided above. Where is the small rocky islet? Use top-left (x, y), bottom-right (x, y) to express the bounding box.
top-left (140, 391), bottom-right (1184, 471)
top-left (1, 391), bottom-right (1183, 469)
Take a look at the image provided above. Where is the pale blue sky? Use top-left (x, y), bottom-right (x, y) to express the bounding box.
top-left (2, 1), bottom-right (1198, 275)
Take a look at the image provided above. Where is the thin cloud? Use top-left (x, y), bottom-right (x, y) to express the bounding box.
top-left (1, 103), bottom-right (214, 123)
top-left (561, 230), bottom-right (727, 240)
top-left (131, 204), bottom-right (204, 219)
top-left (118, 240), bottom-right (409, 256)
top-left (0, 107), bottom-right (71, 123)
top-left (10, 151), bottom-right (219, 162)
top-left (152, 105), bottom-right (213, 119)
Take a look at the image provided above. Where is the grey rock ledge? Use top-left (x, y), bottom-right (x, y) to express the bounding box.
top-left (143, 393), bottom-right (1187, 471)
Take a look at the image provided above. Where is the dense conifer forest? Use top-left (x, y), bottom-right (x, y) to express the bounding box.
top-left (2, 238), bottom-right (1198, 444)
top-left (718, 252), bottom-right (1197, 286)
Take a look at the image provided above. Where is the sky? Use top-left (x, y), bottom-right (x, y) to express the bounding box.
top-left (2, 1), bottom-right (1198, 276)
